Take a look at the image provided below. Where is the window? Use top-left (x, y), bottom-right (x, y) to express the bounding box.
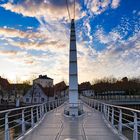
top-left (26, 98), bottom-right (29, 102)
top-left (34, 98), bottom-right (37, 102)
top-left (41, 98), bottom-right (44, 102)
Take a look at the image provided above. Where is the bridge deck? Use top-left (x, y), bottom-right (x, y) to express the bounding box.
top-left (23, 103), bottom-right (121, 140)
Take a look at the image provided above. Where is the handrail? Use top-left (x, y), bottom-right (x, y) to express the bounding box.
top-left (81, 96), bottom-right (140, 140)
top-left (92, 99), bottom-right (140, 113)
top-left (0, 99), bottom-right (63, 114)
top-left (0, 97), bottom-right (67, 140)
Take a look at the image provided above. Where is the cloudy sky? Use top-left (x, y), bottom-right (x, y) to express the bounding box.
top-left (0, 0), bottom-right (139, 83)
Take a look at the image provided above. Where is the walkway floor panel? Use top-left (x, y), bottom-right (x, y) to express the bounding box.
top-left (23, 103), bottom-right (121, 140)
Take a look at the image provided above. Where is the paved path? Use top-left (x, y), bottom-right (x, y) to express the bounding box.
top-left (23, 102), bottom-right (121, 140)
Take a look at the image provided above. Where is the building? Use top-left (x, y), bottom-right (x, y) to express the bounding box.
top-left (23, 81), bottom-right (68, 104)
top-left (79, 82), bottom-right (94, 97)
top-left (33, 75), bottom-right (53, 88)
top-left (0, 76), bottom-right (11, 103)
top-left (54, 81), bottom-right (68, 98)
top-left (23, 84), bottom-right (49, 104)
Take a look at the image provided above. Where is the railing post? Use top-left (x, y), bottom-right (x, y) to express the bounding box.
top-left (91, 100), bottom-right (93, 108)
top-left (48, 102), bottom-right (51, 111)
top-left (22, 109), bottom-right (25, 134)
top-left (89, 100), bottom-right (90, 106)
top-left (98, 102), bottom-right (100, 111)
top-left (94, 101), bottom-right (96, 109)
top-left (36, 106), bottom-right (39, 121)
top-left (111, 107), bottom-right (114, 125)
top-left (58, 99), bottom-right (60, 106)
top-left (44, 104), bottom-right (47, 113)
top-left (31, 107), bottom-right (34, 127)
top-left (133, 112), bottom-right (138, 140)
top-left (100, 104), bottom-right (102, 112)
top-left (39, 105), bottom-right (42, 118)
top-left (119, 109), bottom-right (122, 132)
top-left (107, 106), bottom-right (110, 121)
top-left (57, 99), bottom-right (59, 106)
top-left (52, 101), bottom-right (54, 109)
top-left (103, 104), bottom-right (105, 116)
top-left (55, 100), bottom-right (57, 108)
top-left (42, 104), bottom-right (44, 116)
top-left (5, 113), bottom-right (10, 140)
top-left (104, 104), bottom-right (107, 118)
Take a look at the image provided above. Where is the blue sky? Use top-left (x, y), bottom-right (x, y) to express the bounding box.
top-left (0, 0), bottom-right (139, 83)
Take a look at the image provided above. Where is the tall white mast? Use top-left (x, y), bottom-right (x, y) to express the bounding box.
top-left (69, 19), bottom-right (78, 116)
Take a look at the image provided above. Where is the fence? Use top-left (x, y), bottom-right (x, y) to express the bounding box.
top-left (0, 98), bottom-right (66, 140)
top-left (81, 96), bottom-right (140, 140)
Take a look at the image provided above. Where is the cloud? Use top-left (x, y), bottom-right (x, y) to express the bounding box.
top-left (1, 0), bottom-right (84, 22)
top-left (0, 0), bottom-right (140, 84)
top-left (0, 50), bottom-right (18, 56)
top-left (111, 0), bottom-right (120, 9)
top-left (86, 0), bottom-right (121, 15)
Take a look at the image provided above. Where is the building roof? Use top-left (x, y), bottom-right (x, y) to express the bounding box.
top-left (79, 82), bottom-right (92, 91)
top-left (37, 84), bottom-right (54, 97)
top-left (54, 81), bottom-right (67, 92)
top-left (34, 75), bottom-right (53, 80)
top-left (35, 81), bottom-right (67, 97)
top-left (0, 76), bottom-right (10, 90)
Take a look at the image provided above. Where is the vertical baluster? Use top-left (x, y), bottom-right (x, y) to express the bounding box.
top-left (42, 104), bottom-right (44, 117)
top-left (119, 109), bottom-right (122, 132)
top-left (44, 103), bottom-right (47, 113)
top-left (98, 102), bottom-right (100, 111)
top-left (111, 107), bottom-right (114, 125)
top-left (31, 107), bottom-right (34, 127)
top-left (46, 103), bottom-right (48, 112)
top-left (107, 106), bottom-right (110, 121)
top-left (105, 105), bottom-right (107, 118)
top-left (39, 105), bottom-right (42, 118)
top-left (22, 109), bottom-right (25, 134)
top-left (55, 100), bottom-right (57, 108)
top-left (103, 104), bottom-right (105, 116)
top-left (57, 99), bottom-right (59, 107)
top-left (36, 106), bottom-right (39, 121)
top-left (58, 99), bottom-right (60, 106)
top-left (48, 102), bottom-right (51, 111)
top-left (100, 104), bottom-right (102, 112)
top-left (5, 113), bottom-right (10, 140)
top-left (94, 101), bottom-right (96, 109)
top-left (53, 101), bottom-right (54, 109)
top-left (133, 112), bottom-right (138, 140)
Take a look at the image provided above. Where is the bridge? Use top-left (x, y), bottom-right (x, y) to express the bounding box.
top-left (0, 97), bottom-right (140, 140)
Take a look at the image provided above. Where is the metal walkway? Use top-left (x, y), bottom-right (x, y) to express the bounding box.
top-left (22, 103), bottom-right (120, 140)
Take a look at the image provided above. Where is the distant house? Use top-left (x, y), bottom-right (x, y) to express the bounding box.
top-left (0, 76), bottom-right (10, 102)
top-left (33, 75), bottom-right (53, 88)
top-left (54, 81), bottom-right (68, 98)
top-left (23, 84), bottom-right (49, 104)
top-left (79, 82), bottom-right (94, 97)
top-left (23, 80), bottom-right (68, 104)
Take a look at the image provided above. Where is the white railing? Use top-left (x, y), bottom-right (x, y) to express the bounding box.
top-left (81, 96), bottom-right (140, 140)
top-left (0, 97), bottom-right (66, 140)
